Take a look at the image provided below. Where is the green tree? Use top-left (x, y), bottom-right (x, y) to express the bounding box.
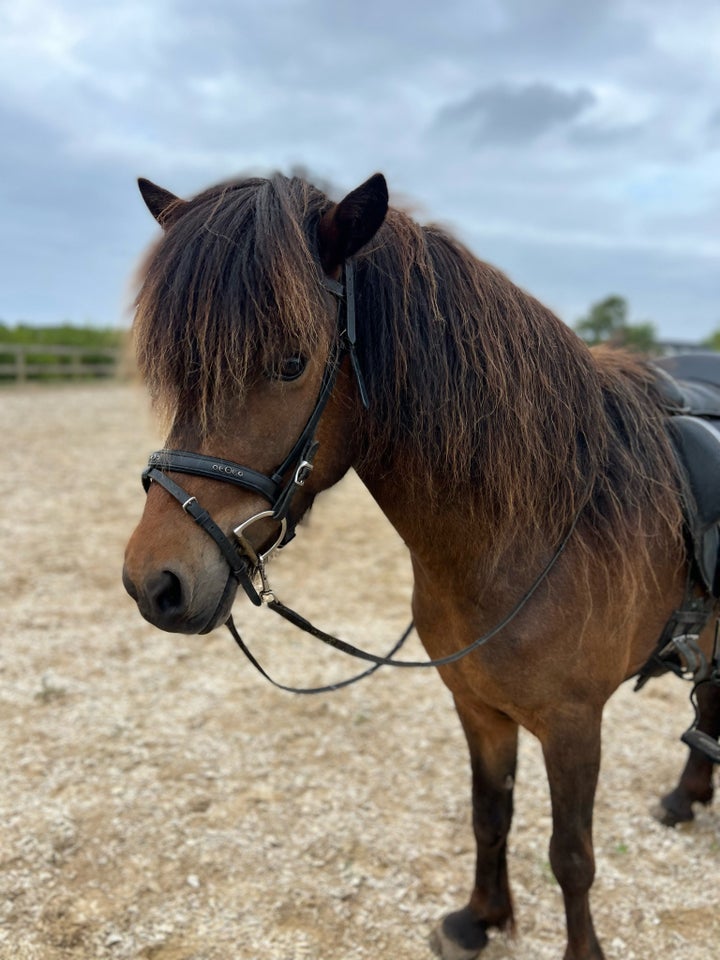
top-left (576, 295), bottom-right (628, 343)
top-left (575, 295), bottom-right (658, 353)
top-left (702, 329), bottom-right (720, 352)
top-left (618, 321), bottom-right (657, 353)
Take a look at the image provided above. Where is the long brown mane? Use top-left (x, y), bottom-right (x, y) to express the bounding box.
top-left (135, 176), bottom-right (333, 428)
top-left (134, 173), bottom-right (684, 571)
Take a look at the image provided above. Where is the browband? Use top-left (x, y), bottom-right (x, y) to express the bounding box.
top-left (143, 450), bottom-right (280, 503)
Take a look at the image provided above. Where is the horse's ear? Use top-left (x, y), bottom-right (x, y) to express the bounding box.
top-left (138, 178), bottom-right (188, 228)
top-left (318, 173), bottom-right (388, 273)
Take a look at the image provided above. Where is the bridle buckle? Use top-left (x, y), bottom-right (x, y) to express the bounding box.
top-left (293, 459), bottom-right (313, 487)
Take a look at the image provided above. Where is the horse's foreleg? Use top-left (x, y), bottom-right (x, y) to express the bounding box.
top-left (541, 709), bottom-right (604, 960)
top-left (431, 699), bottom-right (518, 960)
top-left (659, 680), bottom-right (720, 826)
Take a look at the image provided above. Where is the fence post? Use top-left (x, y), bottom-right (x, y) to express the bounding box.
top-left (16, 347), bottom-right (27, 384)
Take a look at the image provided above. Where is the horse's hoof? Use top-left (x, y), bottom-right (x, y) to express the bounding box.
top-left (653, 784), bottom-right (713, 827)
top-left (429, 911), bottom-right (489, 960)
top-left (429, 926), bottom-right (485, 960)
top-left (652, 799), bottom-right (692, 827)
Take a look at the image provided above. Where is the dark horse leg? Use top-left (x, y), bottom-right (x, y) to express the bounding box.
top-left (659, 681), bottom-right (720, 826)
top-left (541, 707), bottom-right (604, 960)
top-left (431, 699), bottom-right (518, 960)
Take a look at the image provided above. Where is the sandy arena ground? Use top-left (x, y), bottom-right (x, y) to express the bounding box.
top-left (1, 382), bottom-right (718, 960)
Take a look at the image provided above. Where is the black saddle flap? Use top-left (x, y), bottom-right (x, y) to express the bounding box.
top-left (667, 414), bottom-right (720, 595)
top-left (668, 416), bottom-right (720, 529)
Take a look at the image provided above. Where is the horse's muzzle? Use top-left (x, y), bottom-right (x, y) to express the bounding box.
top-left (122, 562), bottom-right (237, 635)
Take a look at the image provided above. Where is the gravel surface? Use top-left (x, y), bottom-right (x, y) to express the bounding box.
top-left (1, 383), bottom-right (718, 960)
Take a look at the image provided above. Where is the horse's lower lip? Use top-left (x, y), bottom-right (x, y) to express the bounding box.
top-left (139, 607), bottom-right (207, 635)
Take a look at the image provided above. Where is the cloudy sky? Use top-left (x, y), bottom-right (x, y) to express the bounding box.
top-left (1, 0), bottom-right (718, 339)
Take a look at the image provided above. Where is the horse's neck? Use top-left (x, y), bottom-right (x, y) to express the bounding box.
top-left (356, 464), bottom-right (540, 598)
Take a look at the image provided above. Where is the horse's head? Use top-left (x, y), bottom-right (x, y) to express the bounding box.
top-left (123, 171), bottom-right (388, 634)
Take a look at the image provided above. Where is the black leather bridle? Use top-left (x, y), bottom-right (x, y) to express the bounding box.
top-left (140, 258), bottom-right (580, 693)
top-left (142, 263), bottom-right (367, 609)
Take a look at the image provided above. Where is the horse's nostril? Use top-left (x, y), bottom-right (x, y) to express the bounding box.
top-left (150, 570), bottom-right (184, 615)
top-left (126, 566), bottom-right (201, 633)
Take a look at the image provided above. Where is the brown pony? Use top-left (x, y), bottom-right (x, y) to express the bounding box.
top-left (123, 172), bottom-right (719, 960)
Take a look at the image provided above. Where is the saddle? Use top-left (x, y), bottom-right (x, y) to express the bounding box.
top-left (655, 353), bottom-right (720, 597)
top-left (634, 355), bottom-right (720, 763)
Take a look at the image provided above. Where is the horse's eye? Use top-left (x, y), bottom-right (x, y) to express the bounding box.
top-left (269, 355), bottom-right (307, 382)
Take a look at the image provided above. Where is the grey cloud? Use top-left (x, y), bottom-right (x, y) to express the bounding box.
top-left (569, 120), bottom-right (646, 149)
top-left (466, 227), bottom-right (720, 341)
top-left (436, 82), bottom-right (596, 145)
top-left (1, 0), bottom-right (719, 335)
top-left (0, 101), bottom-right (153, 325)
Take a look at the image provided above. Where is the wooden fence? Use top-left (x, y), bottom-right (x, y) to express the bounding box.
top-left (0, 343), bottom-right (124, 383)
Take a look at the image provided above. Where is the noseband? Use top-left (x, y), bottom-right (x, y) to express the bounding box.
top-left (142, 262), bottom-right (367, 608)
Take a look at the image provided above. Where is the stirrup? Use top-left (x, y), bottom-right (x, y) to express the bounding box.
top-left (679, 621), bottom-right (720, 763)
top-left (681, 729), bottom-right (720, 764)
